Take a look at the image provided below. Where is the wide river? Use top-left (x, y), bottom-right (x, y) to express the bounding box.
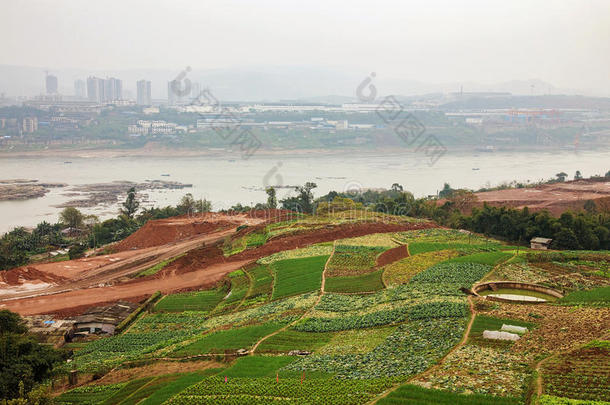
top-left (1, 149), bottom-right (609, 234)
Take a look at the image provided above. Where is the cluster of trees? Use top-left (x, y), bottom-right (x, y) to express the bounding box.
top-left (0, 189), bottom-right (212, 271)
top-left (458, 205), bottom-right (610, 250)
top-left (0, 223), bottom-right (68, 270)
top-left (476, 170), bottom-right (610, 193)
top-left (0, 310), bottom-right (62, 403)
top-left (314, 179), bottom-right (610, 250)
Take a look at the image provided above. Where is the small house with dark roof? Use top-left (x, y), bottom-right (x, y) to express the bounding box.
top-left (73, 301), bottom-right (139, 336)
top-left (530, 237), bottom-right (552, 250)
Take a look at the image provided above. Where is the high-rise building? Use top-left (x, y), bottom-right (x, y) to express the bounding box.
top-left (74, 79), bottom-right (86, 99)
top-left (46, 74), bottom-right (58, 94)
top-left (136, 80), bottom-right (152, 105)
top-left (87, 76), bottom-right (101, 102)
top-left (87, 76), bottom-right (122, 102)
top-left (104, 77), bottom-right (122, 101)
top-left (167, 81), bottom-right (177, 105)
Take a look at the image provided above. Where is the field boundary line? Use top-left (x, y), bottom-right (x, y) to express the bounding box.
top-left (250, 241), bottom-right (336, 354)
top-left (369, 295), bottom-right (476, 404)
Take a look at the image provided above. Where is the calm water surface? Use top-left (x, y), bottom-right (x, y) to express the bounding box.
top-left (1, 149), bottom-right (609, 234)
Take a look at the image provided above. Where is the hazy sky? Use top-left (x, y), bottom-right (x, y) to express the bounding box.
top-left (2, 0), bottom-right (609, 94)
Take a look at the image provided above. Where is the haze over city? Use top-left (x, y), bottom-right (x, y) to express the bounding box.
top-left (1, 2), bottom-right (610, 405)
top-left (1, 0), bottom-right (610, 98)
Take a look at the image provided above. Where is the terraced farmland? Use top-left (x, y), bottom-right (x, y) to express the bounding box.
top-left (50, 224), bottom-right (610, 404)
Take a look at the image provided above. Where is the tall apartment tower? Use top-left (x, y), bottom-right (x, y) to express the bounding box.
top-left (105, 77), bottom-right (123, 101)
top-left (137, 80), bottom-right (152, 105)
top-left (167, 81), bottom-right (177, 105)
top-left (87, 76), bottom-right (102, 102)
top-left (45, 73), bottom-right (58, 94)
top-left (74, 79), bottom-right (86, 98)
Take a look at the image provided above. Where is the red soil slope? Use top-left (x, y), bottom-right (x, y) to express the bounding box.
top-left (2, 220), bottom-right (436, 316)
top-left (472, 179), bottom-right (610, 216)
top-left (376, 245), bottom-right (409, 267)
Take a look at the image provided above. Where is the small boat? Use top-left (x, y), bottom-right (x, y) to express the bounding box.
top-left (160, 174), bottom-right (170, 177)
top-left (472, 168), bottom-right (480, 171)
top-left (64, 161), bottom-right (72, 164)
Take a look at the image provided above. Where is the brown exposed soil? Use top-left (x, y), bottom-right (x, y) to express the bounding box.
top-left (376, 245), bottom-right (409, 267)
top-left (1, 215), bottom-right (436, 316)
top-left (482, 299), bottom-right (610, 354)
top-left (471, 179), bottom-right (610, 216)
top-left (0, 266), bottom-right (67, 285)
top-left (114, 216), bottom-right (232, 251)
top-left (94, 360), bottom-right (225, 385)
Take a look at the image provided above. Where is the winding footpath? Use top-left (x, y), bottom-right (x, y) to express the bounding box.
top-left (250, 241), bottom-right (336, 354)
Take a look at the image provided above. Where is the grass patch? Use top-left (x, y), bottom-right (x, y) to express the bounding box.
top-left (377, 384), bottom-right (521, 405)
top-left (469, 315), bottom-right (534, 345)
top-left (213, 270), bottom-right (250, 313)
top-left (139, 369), bottom-right (223, 405)
top-left (245, 264), bottom-right (273, 300)
top-left (136, 254), bottom-right (185, 278)
top-left (154, 288), bottom-right (227, 312)
top-left (271, 255), bottom-right (329, 300)
top-left (224, 356), bottom-right (297, 377)
top-left (100, 377), bottom-right (155, 405)
top-left (559, 286), bottom-right (610, 306)
top-left (325, 269), bottom-right (385, 293)
top-left (445, 251), bottom-right (513, 266)
top-left (383, 250), bottom-right (461, 286)
top-left (409, 242), bottom-right (501, 255)
top-left (319, 326), bottom-right (396, 355)
top-left (171, 322), bottom-right (286, 356)
top-left (118, 375), bottom-right (179, 405)
top-left (56, 383), bottom-right (127, 404)
top-left (326, 245), bottom-right (386, 276)
top-left (257, 329), bottom-right (335, 353)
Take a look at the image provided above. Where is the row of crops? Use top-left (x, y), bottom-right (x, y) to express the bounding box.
top-left (65, 228), bottom-right (512, 403)
top-left (541, 341), bottom-right (610, 402)
top-left (167, 376), bottom-right (395, 405)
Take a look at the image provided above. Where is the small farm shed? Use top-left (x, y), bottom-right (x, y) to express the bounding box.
top-left (73, 301), bottom-right (139, 336)
top-left (530, 237), bottom-right (552, 250)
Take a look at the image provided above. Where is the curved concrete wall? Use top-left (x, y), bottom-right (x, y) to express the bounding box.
top-left (472, 281), bottom-right (563, 304)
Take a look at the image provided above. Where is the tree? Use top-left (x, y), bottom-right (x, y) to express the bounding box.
top-left (68, 244), bottom-right (87, 259)
top-left (449, 190), bottom-right (478, 212)
top-left (316, 196), bottom-right (363, 215)
top-left (265, 187), bottom-right (277, 209)
top-left (553, 228), bottom-right (580, 249)
top-left (438, 183), bottom-right (453, 198)
top-left (605, 170), bottom-right (610, 178)
top-left (0, 311), bottom-right (62, 400)
top-left (574, 170), bottom-right (583, 180)
top-left (391, 183), bottom-right (403, 192)
top-left (556, 172), bottom-right (568, 182)
top-left (178, 193), bottom-right (196, 215)
top-left (59, 207), bottom-right (83, 229)
top-left (0, 310), bottom-right (27, 334)
top-left (584, 199), bottom-right (597, 214)
top-left (196, 198), bottom-right (212, 213)
top-left (120, 187), bottom-right (140, 219)
top-left (281, 182), bottom-right (317, 213)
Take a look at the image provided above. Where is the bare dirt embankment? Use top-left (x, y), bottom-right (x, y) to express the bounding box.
top-left (472, 179), bottom-right (610, 215)
top-left (1, 216), bottom-right (436, 316)
top-left (376, 245), bottom-right (409, 267)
